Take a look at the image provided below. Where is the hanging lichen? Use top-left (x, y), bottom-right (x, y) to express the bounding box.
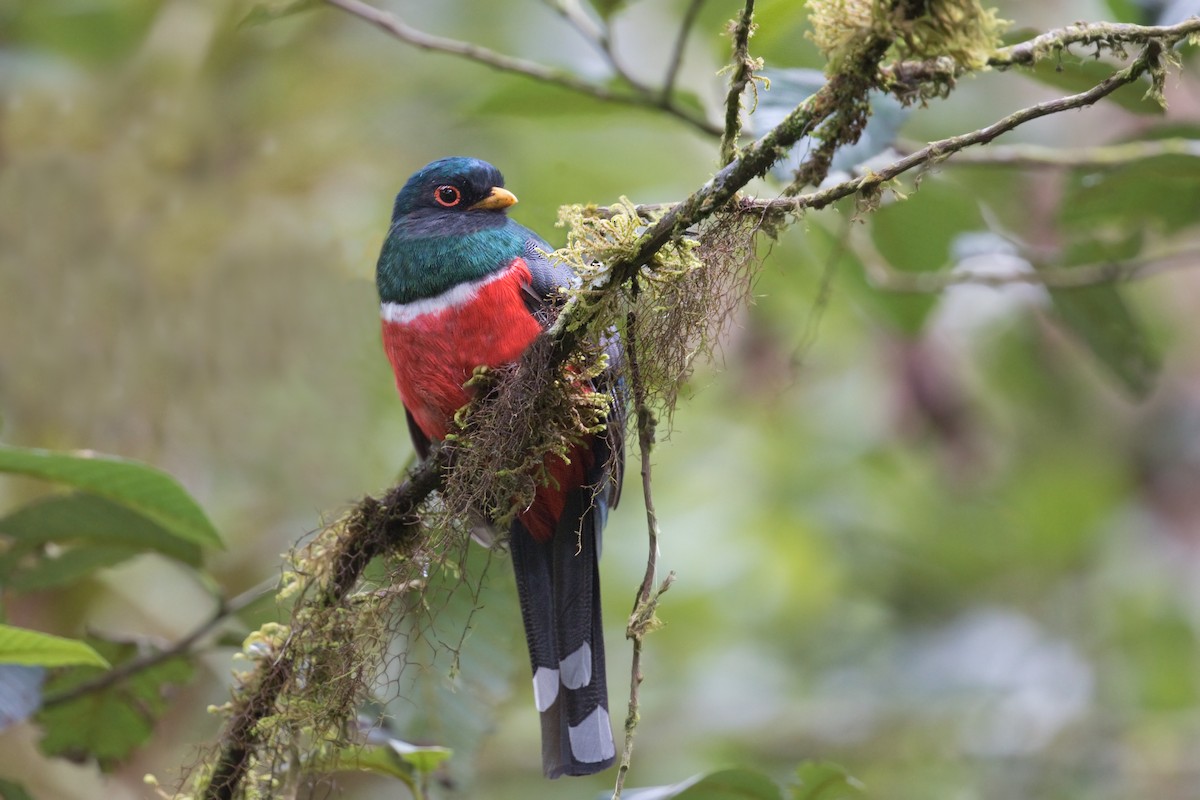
top-left (555, 200), bottom-right (763, 418)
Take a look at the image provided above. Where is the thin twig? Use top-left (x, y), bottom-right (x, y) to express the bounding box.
top-left (899, 137), bottom-right (1200, 169)
top-left (322, 0), bottom-right (720, 137)
top-left (40, 580), bottom-right (273, 710)
top-left (867, 246), bottom-right (1200, 293)
top-left (545, 0), bottom-right (648, 91)
top-left (719, 0), bottom-right (756, 167)
top-left (544, 0), bottom-right (607, 48)
top-left (662, 0), bottom-right (708, 102)
top-left (613, 283), bottom-right (673, 800)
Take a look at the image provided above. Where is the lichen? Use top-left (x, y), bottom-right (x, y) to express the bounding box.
top-left (807, 0), bottom-right (1009, 73)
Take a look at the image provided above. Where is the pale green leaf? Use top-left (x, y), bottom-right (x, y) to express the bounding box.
top-left (0, 625), bottom-right (109, 669)
top-left (793, 761), bottom-right (868, 800)
top-left (622, 769), bottom-right (785, 800)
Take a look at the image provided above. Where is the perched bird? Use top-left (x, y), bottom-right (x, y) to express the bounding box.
top-left (375, 157), bottom-right (624, 778)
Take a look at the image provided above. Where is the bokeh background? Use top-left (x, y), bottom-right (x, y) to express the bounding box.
top-left (3, 0), bottom-right (1200, 798)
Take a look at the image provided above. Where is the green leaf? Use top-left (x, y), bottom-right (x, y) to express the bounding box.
top-left (391, 739), bottom-right (453, 774)
top-left (862, 180), bottom-right (984, 334)
top-left (0, 625), bottom-right (109, 669)
top-left (0, 778), bottom-right (34, 800)
top-left (311, 739), bottom-right (452, 783)
top-left (624, 769), bottom-right (785, 800)
top-left (474, 74), bottom-right (630, 120)
top-left (1047, 282), bottom-right (1159, 397)
top-left (35, 639), bottom-right (194, 770)
top-left (0, 544), bottom-right (137, 592)
top-left (0, 445), bottom-right (222, 550)
top-left (793, 762), bottom-right (868, 800)
top-left (1104, 0), bottom-right (1149, 24)
top-left (871, 180), bottom-right (984, 275)
top-left (0, 492), bottom-right (204, 590)
top-left (588, 0), bottom-right (629, 21)
top-left (0, 0), bottom-right (159, 66)
top-left (676, 769), bottom-right (784, 800)
top-left (1036, 233), bottom-right (1160, 397)
top-left (1024, 57), bottom-right (1162, 116)
top-left (240, 0), bottom-right (322, 28)
top-left (1060, 145), bottom-right (1200, 236)
top-left (811, 217), bottom-right (930, 335)
top-left (309, 743), bottom-right (416, 784)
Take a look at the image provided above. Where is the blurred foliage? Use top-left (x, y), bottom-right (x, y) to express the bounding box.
top-left (1, 0), bottom-right (1200, 799)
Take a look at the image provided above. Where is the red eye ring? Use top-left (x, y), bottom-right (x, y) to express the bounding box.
top-left (434, 185), bottom-right (461, 207)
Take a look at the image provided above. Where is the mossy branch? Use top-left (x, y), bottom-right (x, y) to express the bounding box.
top-left (991, 17), bottom-right (1200, 67)
top-left (789, 38), bottom-right (1170, 212)
top-left (719, 0), bottom-right (759, 167)
top-left (200, 452), bottom-right (446, 800)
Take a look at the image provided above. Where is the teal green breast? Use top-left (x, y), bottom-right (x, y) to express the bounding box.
top-left (377, 225), bottom-right (527, 305)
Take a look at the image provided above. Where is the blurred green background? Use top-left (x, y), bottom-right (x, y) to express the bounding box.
top-left (3, 0), bottom-right (1200, 798)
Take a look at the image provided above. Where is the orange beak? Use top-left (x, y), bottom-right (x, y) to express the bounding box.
top-left (469, 186), bottom-right (518, 210)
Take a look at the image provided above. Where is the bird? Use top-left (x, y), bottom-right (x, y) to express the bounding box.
top-left (375, 157), bottom-right (624, 778)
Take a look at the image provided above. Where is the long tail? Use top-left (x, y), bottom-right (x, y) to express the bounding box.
top-left (509, 480), bottom-right (615, 778)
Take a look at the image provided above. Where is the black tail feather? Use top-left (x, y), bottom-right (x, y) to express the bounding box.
top-left (509, 486), bottom-right (615, 778)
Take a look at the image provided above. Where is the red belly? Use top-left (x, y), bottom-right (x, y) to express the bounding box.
top-left (382, 260), bottom-right (542, 440)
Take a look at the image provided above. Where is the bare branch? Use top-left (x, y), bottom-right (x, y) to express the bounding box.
top-left (544, 0), bottom-right (649, 92)
top-left (611, 283), bottom-right (673, 800)
top-left (867, 247), bottom-right (1200, 293)
top-left (322, 0), bottom-right (721, 137)
top-left (544, 0), bottom-right (607, 48)
top-left (663, 0), bottom-right (709, 102)
top-left (900, 137), bottom-right (1200, 169)
top-left (41, 581), bottom-right (271, 710)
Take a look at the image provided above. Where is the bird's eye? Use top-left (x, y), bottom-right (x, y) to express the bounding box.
top-left (434, 185), bottom-right (462, 207)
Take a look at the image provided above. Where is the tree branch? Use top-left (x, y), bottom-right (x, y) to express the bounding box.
top-left (780, 39), bottom-right (1169, 214)
top-left (662, 0), bottom-right (708, 103)
top-left (898, 137), bottom-right (1200, 169)
top-left (992, 17), bottom-right (1200, 67)
top-left (40, 581), bottom-right (271, 710)
top-left (612, 283), bottom-right (674, 800)
top-left (201, 451), bottom-right (447, 800)
top-left (544, 0), bottom-right (649, 92)
top-left (321, 0), bottom-right (721, 137)
top-left (867, 246), bottom-right (1200, 293)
